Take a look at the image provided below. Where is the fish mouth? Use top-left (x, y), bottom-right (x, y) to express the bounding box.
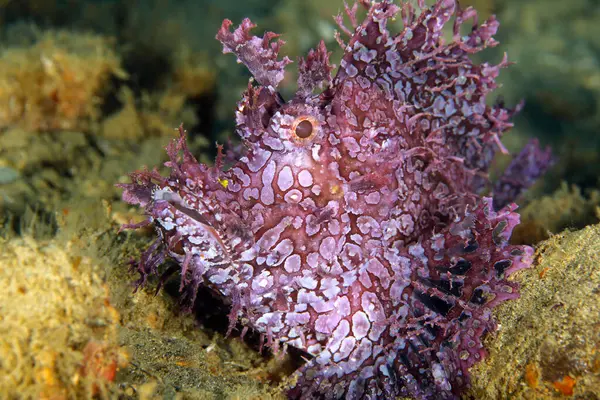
top-left (154, 189), bottom-right (233, 261)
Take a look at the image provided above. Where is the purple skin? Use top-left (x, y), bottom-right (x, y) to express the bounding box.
top-left (118, 1), bottom-right (549, 399)
top-left (492, 138), bottom-right (554, 211)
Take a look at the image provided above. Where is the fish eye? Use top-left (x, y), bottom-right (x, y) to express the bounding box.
top-left (295, 120), bottom-right (313, 138)
top-left (292, 116), bottom-right (318, 140)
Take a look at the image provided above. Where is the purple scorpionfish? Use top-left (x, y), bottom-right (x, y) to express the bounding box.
top-left (119, 1), bottom-right (552, 398)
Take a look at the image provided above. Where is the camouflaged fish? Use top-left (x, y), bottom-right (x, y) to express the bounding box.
top-left (119, 1), bottom-right (553, 398)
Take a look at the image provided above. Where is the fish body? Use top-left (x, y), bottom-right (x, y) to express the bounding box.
top-left (119, 1), bottom-right (551, 398)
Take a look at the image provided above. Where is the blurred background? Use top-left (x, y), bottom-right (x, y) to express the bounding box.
top-left (1, 0), bottom-right (599, 243)
top-left (0, 0), bottom-right (599, 241)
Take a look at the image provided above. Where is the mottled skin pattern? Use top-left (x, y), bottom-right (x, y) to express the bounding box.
top-left (119, 1), bottom-right (550, 399)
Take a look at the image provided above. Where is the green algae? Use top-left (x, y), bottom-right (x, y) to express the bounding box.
top-left (0, 166), bottom-right (18, 184)
top-left (0, 126), bottom-right (209, 227)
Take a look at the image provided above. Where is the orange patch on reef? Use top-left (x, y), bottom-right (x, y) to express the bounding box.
top-left (552, 375), bottom-right (576, 396)
top-left (81, 341), bottom-right (119, 382)
top-left (592, 353), bottom-right (600, 373)
top-left (80, 340), bottom-right (129, 394)
top-left (539, 266), bottom-right (550, 279)
top-left (524, 363), bottom-right (540, 389)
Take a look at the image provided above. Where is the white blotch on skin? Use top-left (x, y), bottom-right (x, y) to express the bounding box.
top-left (260, 161), bottom-right (276, 205)
top-left (284, 254), bottom-right (302, 273)
top-left (284, 189), bottom-right (303, 203)
top-left (298, 169), bottom-right (314, 187)
top-left (352, 311), bottom-right (371, 340)
top-left (319, 237), bottom-right (337, 261)
top-left (277, 166), bottom-right (294, 191)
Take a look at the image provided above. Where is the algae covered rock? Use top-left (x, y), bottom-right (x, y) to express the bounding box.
top-left (0, 234), bottom-right (127, 398)
top-left (512, 182), bottom-right (600, 244)
top-left (0, 202), bottom-right (287, 399)
top-left (0, 28), bottom-right (126, 133)
top-left (467, 223), bottom-right (600, 399)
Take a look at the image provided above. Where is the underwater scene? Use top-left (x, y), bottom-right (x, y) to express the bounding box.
top-left (0, 0), bottom-right (598, 399)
